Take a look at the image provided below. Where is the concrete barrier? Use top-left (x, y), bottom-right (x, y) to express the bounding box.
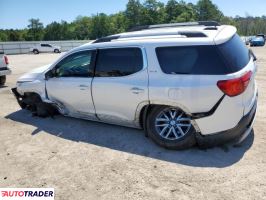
top-left (0, 40), bottom-right (92, 55)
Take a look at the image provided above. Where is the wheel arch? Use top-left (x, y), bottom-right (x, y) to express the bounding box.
top-left (136, 101), bottom-right (200, 132)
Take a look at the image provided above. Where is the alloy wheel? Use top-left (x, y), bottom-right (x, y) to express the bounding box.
top-left (155, 108), bottom-right (192, 140)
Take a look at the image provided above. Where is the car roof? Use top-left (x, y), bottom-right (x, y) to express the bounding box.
top-left (73, 23), bottom-right (237, 52)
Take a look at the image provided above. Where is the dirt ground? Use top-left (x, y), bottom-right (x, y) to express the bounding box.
top-left (0, 48), bottom-right (266, 200)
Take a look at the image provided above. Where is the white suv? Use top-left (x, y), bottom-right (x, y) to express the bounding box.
top-left (12, 22), bottom-right (258, 149)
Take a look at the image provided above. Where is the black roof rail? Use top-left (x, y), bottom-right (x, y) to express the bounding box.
top-left (93, 35), bottom-right (120, 43)
top-left (178, 32), bottom-right (207, 37)
top-left (129, 21), bottom-right (220, 32)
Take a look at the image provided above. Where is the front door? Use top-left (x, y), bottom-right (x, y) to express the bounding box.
top-left (46, 50), bottom-right (97, 119)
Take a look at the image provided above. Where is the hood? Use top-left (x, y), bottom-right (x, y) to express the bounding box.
top-left (18, 64), bottom-right (51, 82)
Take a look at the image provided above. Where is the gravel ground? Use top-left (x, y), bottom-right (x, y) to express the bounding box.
top-left (0, 49), bottom-right (266, 200)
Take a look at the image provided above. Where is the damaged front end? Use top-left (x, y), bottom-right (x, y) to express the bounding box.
top-left (11, 87), bottom-right (27, 109)
top-left (11, 88), bottom-right (58, 118)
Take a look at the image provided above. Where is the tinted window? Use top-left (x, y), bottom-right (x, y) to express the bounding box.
top-left (156, 46), bottom-right (229, 75)
top-left (218, 34), bottom-right (250, 72)
top-left (95, 48), bottom-right (143, 77)
top-left (55, 50), bottom-right (94, 77)
top-left (41, 44), bottom-right (52, 47)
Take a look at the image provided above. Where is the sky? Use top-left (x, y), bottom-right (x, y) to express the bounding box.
top-left (0, 0), bottom-right (265, 29)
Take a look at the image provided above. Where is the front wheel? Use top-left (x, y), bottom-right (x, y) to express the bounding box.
top-left (54, 49), bottom-right (60, 53)
top-left (0, 76), bottom-right (6, 86)
top-left (146, 106), bottom-right (196, 150)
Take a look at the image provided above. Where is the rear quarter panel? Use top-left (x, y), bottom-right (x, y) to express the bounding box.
top-left (147, 44), bottom-right (245, 135)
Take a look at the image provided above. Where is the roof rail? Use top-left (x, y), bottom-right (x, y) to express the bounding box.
top-left (129, 21), bottom-right (220, 32)
top-left (93, 35), bottom-right (120, 43)
top-left (92, 31), bottom-right (207, 44)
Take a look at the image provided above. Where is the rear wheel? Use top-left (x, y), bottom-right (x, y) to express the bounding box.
top-left (0, 76), bottom-right (6, 86)
top-left (146, 106), bottom-right (196, 150)
top-left (33, 49), bottom-right (39, 54)
top-left (54, 49), bottom-right (60, 53)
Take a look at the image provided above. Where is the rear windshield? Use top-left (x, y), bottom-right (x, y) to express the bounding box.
top-left (156, 34), bottom-right (250, 75)
top-left (218, 34), bottom-right (250, 72)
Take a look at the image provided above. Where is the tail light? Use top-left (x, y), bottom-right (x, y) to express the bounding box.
top-left (4, 55), bottom-right (9, 65)
top-left (217, 71), bottom-right (252, 97)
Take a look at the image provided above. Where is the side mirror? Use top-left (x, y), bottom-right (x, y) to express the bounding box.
top-left (45, 68), bottom-right (56, 80)
top-left (249, 49), bottom-right (257, 61)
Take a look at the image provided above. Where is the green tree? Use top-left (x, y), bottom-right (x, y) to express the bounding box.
top-left (43, 22), bottom-right (62, 40)
top-left (90, 13), bottom-right (112, 39)
top-left (141, 0), bottom-right (166, 25)
top-left (196, 0), bottom-right (223, 21)
top-left (171, 1), bottom-right (196, 23)
top-left (73, 16), bottom-right (91, 40)
top-left (8, 29), bottom-right (23, 41)
top-left (27, 18), bottom-right (44, 40)
top-left (165, 0), bottom-right (182, 22)
top-left (109, 12), bottom-right (128, 34)
top-left (0, 31), bottom-right (8, 41)
top-left (125, 0), bottom-right (143, 28)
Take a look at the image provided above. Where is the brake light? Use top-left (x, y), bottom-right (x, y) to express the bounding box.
top-left (4, 55), bottom-right (9, 65)
top-left (217, 71), bottom-right (252, 97)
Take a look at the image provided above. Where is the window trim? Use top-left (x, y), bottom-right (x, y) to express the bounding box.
top-left (52, 49), bottom-right (97, 78)
top-left (94, 46), bottom-right (148, 78)
top-left (46, 46), bottom-right (147, 78)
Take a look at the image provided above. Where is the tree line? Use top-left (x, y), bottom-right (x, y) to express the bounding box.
top-left (0, 0), bottom-right (265, 42)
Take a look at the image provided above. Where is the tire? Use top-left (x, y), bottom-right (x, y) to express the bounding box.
top-left (0, 76), bottom-right (6, 86)
top-left (146, 106), bottom-right (196, 150)
top-left (33, 49), bottom-right (39, 54)
top-left (54, 49), bottom-right (60, 53)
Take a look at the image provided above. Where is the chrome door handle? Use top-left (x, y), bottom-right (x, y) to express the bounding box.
top-left (131, 87), bottom-right (144, 94)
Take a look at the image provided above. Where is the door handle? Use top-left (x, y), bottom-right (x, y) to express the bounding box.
top-left (79, 85), bottom-right (89, 90)
top-left (79, 85), bottom-right (89, 88)
top-left (131, 87), bottom-right (145, 94)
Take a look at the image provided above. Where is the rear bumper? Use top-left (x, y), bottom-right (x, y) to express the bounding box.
top-left (196, 93), bottom-right (258, 147)
top-left (0, 68), bottom-right (11, 76)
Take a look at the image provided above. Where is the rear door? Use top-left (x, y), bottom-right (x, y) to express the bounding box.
top-left (92, 47), bottom-right (148, 126)
top-left (46, 44), bottom-right (54, 52)
top-left (46, 50), bottom-right (97, 119)
top-left (40, 44), bottom-right (49, 52)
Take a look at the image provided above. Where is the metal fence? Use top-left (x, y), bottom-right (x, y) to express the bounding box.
top-left (0, 40), bottom-right (91, 55)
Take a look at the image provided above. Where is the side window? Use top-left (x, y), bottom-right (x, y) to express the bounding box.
top-left (95, 47), bottom-right (143, 77)
top-left (55, 50), bottom-right (95, 77)
top-left (156, 46), bottom-right (229, 75)
top-left (41, 44), bottom-right (46, 47)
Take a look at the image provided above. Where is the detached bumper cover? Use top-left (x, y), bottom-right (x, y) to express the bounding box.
top-left (196, 94), bottom-right (258, 147)
top-left (11, 87), bottom-right (27, 109)
top-left (11, 87), bottom-right (22, 99)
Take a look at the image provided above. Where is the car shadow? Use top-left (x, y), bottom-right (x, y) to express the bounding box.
top-left (5, 109), bottom-right (254, 168)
